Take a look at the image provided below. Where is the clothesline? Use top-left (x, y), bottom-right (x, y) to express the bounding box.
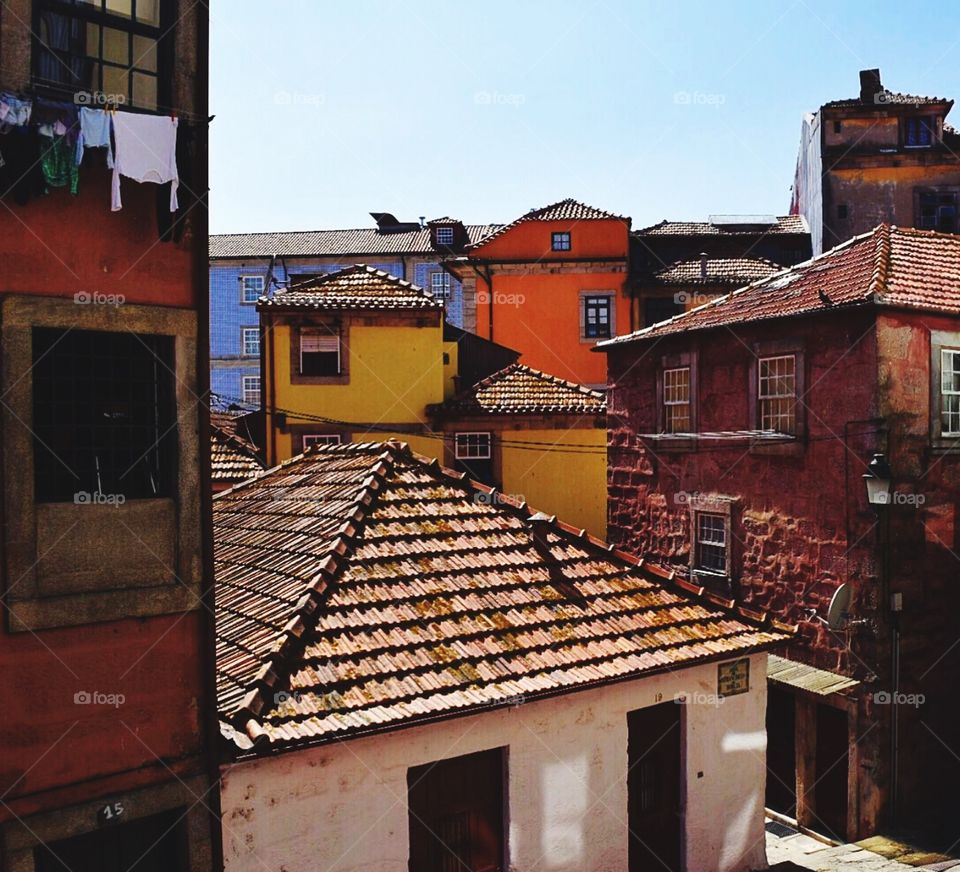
top-left (0, 91), bottom-right (180, 212)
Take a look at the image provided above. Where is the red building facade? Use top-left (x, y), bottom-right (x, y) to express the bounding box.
top-left (600, 225), bottom-right (960, 841)
top-left (0, 3), bottom-right (217, 870)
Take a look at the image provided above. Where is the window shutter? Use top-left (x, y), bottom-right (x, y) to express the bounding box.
top-left (301, 332), bottom-right (339, 353)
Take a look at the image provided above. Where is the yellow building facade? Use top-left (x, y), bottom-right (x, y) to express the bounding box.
top-left (257, 266), bottom-right (607, 537)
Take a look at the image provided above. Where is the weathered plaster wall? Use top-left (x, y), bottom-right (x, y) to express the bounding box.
top-left (220, 654), bottom-right (770, 872)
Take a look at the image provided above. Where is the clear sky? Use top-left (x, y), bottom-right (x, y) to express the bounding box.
top-left (209, 0), bottom-right (960, 234)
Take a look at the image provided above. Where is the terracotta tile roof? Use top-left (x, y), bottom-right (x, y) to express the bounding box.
top-left (653, 257), bottom-right (782, 285)
top-left (215, 442), bottom-right (791, 754)
top-left (258, 264), bottom-right (443, 311)
top-left (210, 424), bottom-right (265, 484)
top-left (209, 224), bottom-right (501, 259)
top-left (599, 225), bottom-right (960, 346)
top-left (430, 364), bottom-right (606, 417)
top-left (823, 91), bottom-right (952, 110)
top-left (468, 198), bottom-right (630, 251)
top-left (636, 215), bottom-right (808, 237)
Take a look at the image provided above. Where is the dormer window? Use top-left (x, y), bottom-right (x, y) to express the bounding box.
top-left (904, 116), bottom-right (935, 148)
top-left (435, 227), bottom-right (455, 246)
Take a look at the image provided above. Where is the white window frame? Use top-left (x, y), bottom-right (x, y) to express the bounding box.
top-left (662, 366), bottom-right (691, 434)
top-left (695, 512), bottom-right (728, 575)
top-left (303, 434), bottom-right (342, 449)
top-left (941, 348), bottom-right (960, 436)
top-left (758, 354), bottom-right (797, 435)
top-left (241, 327), bottom-right (259, 357)
top-left (240, 275), bottom-right (265, 304)
top-left (582, 293), bottom-right (614, 340)
top-left (435, 226), bottom-right (455, 246)
top-left (242, 375), bottom-right (261, 407)
top-left (455, 432), bottom-right (492, 460)
top-left (430, 271), bottom-right (452, 300)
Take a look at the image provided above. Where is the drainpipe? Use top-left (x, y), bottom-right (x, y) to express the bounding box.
top-left (468, 261), bottom-right (494, 341)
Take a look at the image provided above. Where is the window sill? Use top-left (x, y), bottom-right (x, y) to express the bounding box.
top-left (290, 373), bottom-right (350, 386)
top-left (649, 435), bottom-right (699, 453)
top-left (748, 436), bottom-right (803, 456)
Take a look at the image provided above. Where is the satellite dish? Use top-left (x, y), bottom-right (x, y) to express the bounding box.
top-left (826, 584), bottom-right (851, 630)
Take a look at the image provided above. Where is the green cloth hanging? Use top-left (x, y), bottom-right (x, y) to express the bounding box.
top-left (40, 134), bottom-right (78, 195)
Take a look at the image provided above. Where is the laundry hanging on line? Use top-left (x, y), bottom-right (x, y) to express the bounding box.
top-left (111, 112), bottom-right (179, 213)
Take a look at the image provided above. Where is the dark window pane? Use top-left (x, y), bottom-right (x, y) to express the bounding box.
top-left (32, 328), bottom-right (177, 502)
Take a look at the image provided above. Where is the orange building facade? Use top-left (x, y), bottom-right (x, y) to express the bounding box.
top-left (448, 199), bottom-right (631, 387)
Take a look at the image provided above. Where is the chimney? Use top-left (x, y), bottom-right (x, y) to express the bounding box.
top-left (859, 68), bottom-right (882, 104)
top-left (529, 511), bottom-right (552, 553)
top-left (699, 252), bottom-right (708, 280)
top-left (419, 216), bottom-right (426, 229)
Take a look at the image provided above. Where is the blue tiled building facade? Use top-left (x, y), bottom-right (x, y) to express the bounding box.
top-left (209, 216), bottom-right (498, 407)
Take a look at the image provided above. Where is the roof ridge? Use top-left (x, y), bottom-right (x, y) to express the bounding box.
top-left (468, 198), bottom-right (628, 250)
top-left (867, 223), bottom-right (893, 301)
top-left (228, 443), bottom-right (405, 745)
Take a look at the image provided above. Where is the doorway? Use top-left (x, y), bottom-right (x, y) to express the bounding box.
top-left (408, 747), bottom-right (505, 872)
top-left (813, 703), bottom-right (849, 840)
top-left (766, 686), bottom-right (798, 817)
top-left (628, 702), bottom-right (683, 872)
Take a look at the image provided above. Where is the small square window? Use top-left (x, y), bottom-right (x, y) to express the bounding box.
top-left (241, 327), bottom-right (259, 356)
top-left (242, 375), bottom-right (260, 407)
top-left (430, 272), bottom-right (451, 300)
top-left (917, 191), bottom-right (958, 233)
top-left (758, 354), bottom-right (797, 435)
top-left (300, 329), bottom-right (341, 376)
top-left (905, 116), bottom-right (935, 147)
top-left (583, 295), bottom-right (612, 339)
top-left (303, 434), bottom-right (341, 450)
top-left (241, 276), bottom-right (265, 304)
top-left (552, 232), bottom-right (571, 251)
top-left (455, 432), bottom-right (491, 460)
top-left (435, 227), bottom-right (455, 246)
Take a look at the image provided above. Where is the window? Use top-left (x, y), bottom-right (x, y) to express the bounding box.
top-left (303, 434), bottom-right (341, 449)
top-left (837, 204), bottom-right (848, 220)
top-left (435, 226), bottom-right (455, 246)
top-left (917, 191), bottom-right (958, 233)
top-left (941, 348), bottom-right (960, 436)
top-left (430, 271), bottom-right (452, 300)
top-left (645, 297), bottom-right (684, 327)
top-left (695, 512), bottom-right (727, 574)
top-left (904, 116), bottom-right (935, 147)
top-left (455, 432), bottom-right (491, 460)
top-left (758, 354), bottom-right (797, 435)
top-left (32, 328), bottom-right (176, 502)
top-left (662, 367), bottom-right (691, 433)
top-left (454, 432), bottom-right (494, 485)
top-left (240, 275), bottom-right (265, 304)
top-left (241, 327), bottom-right (259, 357)
top-left (242, 375), bottom-right (260, 407)
top-left (833, 119), bottom-right (842, 134)
top-left (552, 231), bottom-right (571, 251)
top-left (299, 329), bottom-right (340, 376)
top-left (408, 748), bottom-right (505, 872)
top-left (583, 295), bottom-right (613, 339)
top-left (33, 0), bottom-right (168, 110)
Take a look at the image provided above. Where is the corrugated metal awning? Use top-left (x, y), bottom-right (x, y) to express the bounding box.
top-left (767, 654), bottom-right (860, 696)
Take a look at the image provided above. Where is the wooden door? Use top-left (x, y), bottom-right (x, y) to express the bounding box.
top-left (628, 702), bottom-right (683, 872)
top-left (813, 703), bottom-right (849, 840)
top-left (408, 747), bottom-right (505, 872)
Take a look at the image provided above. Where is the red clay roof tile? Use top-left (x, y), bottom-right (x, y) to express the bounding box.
top-left (215, 442), bottom-right (790, 754)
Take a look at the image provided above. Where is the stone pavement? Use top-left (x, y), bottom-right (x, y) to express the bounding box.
top-left (765, 819), bottom-right (960, 871)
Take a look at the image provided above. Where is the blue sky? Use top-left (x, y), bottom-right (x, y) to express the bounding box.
top-left (209, 0), bottom-right (960, 234)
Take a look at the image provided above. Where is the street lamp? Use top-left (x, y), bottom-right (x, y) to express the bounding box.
top-left (863, 453), bottom-right (892, 506)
